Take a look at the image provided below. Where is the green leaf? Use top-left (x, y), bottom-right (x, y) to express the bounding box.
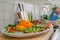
top-left (8, 24), bottom-right (16, 27)
top-left (52, 6), bottom-right (58, 11)
top-left (32, 27), bottom-right (36, 32)
top-left (24, 29), bottom-right (30, 33)
top-left (53, 25), bottom-right (58, 29)
top-left (35, 28), bottom-right (40, 32)
top-left (28, 27), bottom-right (33, 33)
top-left (4, 26), bottom-right (9, 31)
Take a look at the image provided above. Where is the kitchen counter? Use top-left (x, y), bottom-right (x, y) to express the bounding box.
top-left (0, 30), bottom-right (54, 40)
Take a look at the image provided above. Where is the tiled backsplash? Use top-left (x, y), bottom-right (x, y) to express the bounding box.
top-left (0, 0), bottom-right (18, 31)
top-left (0, 0), bottom-right (41, 31)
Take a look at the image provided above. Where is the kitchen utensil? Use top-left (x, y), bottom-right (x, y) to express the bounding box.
top-left (17, 3), bottom-right (24, 20)
top-left (22, 4), bottom-right (24, 11)
top-left (18, 3), bottom-right (22, 11)
top-left (22, 4), bottom-right (32, 21)
top-left (17, 3), bottom-right (22, 19)
top-left (21, 4), bottom-right (28, 21)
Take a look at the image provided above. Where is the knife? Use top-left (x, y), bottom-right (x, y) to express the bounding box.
top-left (17, 3), bottom-right (22, 19)
top-left (18, 3), bottom-right (22, 11)
top-left (17, 3), bottom-right (25, 20)
top-left (22, 4), bottom-right (24, 11)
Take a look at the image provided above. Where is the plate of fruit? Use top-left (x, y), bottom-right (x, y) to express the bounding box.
top-left (1, 20), bottom-right (53, 37)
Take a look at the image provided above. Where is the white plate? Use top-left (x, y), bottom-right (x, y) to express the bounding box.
top-left (1, 27), bottom-right (53, 37)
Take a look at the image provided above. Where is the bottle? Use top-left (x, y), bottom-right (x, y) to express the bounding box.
top-left (28, 12), bottom-right (32, 22)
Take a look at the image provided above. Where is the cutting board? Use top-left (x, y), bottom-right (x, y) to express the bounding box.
top-left (0, 29), bottom-right (53, 40)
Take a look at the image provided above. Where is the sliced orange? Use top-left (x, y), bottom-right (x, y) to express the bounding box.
top-left (16, 24), bottom-right (26, 30)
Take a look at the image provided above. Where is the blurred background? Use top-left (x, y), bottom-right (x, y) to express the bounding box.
top-left (0, 0), bottom-right (60, 31)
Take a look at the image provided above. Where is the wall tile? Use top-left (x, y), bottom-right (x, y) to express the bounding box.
top-left (0, 21), bottom-right (4, 31)
top-left (3, 0), bottom-right (18, 3)
top-left (9, 19), bottom-right (15, 24)
top-left (23, 3), bottom-right (34, 12)
top-left (4, 11), bottom-right (9, 20)
top-left (0, 11), bottom-right (4, 20)
top-left (34, 6), bottom-right (40, 20)
top-left (0, 0), bottom-right (19, 31)
top-left (12, 3), bottom-right (18, 12)
top-left (0, 0), bottom-right (3, 2)
top-left (9, 3), bottom-right (13, 11)
top-left (3, 2), bottom-right (10, 11)
top-left (4, 20), bottom-right (9, 26)
top-left (9, 12), bottom-right (16, 19)
top-left (0, 2), bottom-right (3, 11)
top-left (1, 0), bottom-right (18, 3)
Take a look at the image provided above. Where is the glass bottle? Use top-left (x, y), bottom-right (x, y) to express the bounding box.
top-left (28, 12), bottom-right (32, 22)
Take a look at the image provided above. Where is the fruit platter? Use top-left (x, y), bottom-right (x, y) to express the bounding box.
top-left (1, 20), bottom-right (53, 37)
